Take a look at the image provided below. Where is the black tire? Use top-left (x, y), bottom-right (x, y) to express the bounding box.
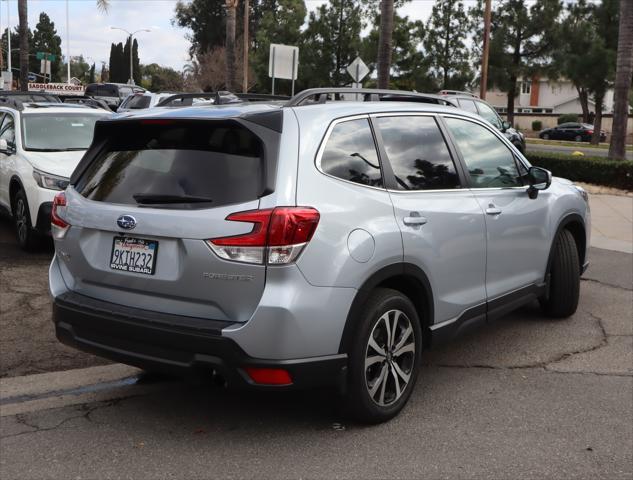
top-left (542, 133), bottom-right (550, 140)
top-left (12, 189), bottom-right (39, 251)
top-left (574, 134), bottom-right (583, 142)
top-left (540, 229), bottom-right (580, 318)
top-left (344, 288), bottom-right (422, 424)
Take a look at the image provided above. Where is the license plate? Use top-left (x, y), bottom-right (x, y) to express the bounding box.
top-left (110, 237), bottom-right (158, 275)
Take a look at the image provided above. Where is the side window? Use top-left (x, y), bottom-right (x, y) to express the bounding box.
top-left (0, 113), bottom-right (15, 145)
top-left (457, 99), bottom-right (479, 114)
top-left (320, 118), bottom-right (383, 187)
top-left (475, 101), bottom-right (502, 129)
top-left (375, 115), bottom-right (460, 190)
top-left (445, 117), bottom-right (522, 188)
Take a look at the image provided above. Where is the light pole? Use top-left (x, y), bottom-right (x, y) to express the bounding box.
top-left (110, 26), bottom-right (150, 85)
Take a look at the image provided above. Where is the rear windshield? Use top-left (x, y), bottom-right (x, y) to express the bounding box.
top-left (75, 121), bottom-right (265, 209)
top-left (125, 95), bottom-right (151, 109)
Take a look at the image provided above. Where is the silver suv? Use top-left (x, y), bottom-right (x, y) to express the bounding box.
top-left (49, 88), bottom-right (590, 423)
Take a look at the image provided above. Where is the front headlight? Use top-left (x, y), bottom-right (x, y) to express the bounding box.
top-left (32, 169), bottom-right (70, 191)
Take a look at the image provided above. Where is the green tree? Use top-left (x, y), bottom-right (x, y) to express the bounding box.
top-left (586, 0), bottom-right (618, 144)
top-left (2, 27), bottom-right (37, 79)
top-left (424, 0), bottom-right (472, 91)
top-left (362, 13), bottom-right (433, 91)
top-left (300, 0), bottom-right (364, 88)
top-left (108, 42), bottom-right (125, 82)
top-left (121, 37), bottom-right (141, 84)
top-left (556, 0), bottom-right (594, 123)
top-left (32, 13), bottom-right (63, 82)
top-left (141, 63), bottom-right (184, 91)
top-left (69, 55), bottom-right (90, 82)
top-left (89, 63), bottom-right (96, 83)
top-left (174, 0), bottom-right (227, 57)
top-left (481, 0), bottom-right (563, 124)
top-left (252, 0), bottom-right (306, 92)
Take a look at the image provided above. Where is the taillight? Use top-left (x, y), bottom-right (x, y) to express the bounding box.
top-left (587, 130), bottom-right (593, 135)
top-left (206, 207), bottom-right (320, 265)
top-left (51, 192), bottom-right (70, 239)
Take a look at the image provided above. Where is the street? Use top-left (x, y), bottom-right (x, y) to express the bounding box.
top-left (526, 140), bottom-right (633, 160)
top-left (1, 196), bottom-right (632, 479)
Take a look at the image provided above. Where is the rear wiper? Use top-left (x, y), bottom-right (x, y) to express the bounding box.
top-left (132, 193), bottom-right (214, 204)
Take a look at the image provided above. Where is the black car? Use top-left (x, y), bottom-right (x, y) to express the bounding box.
top-left (85, 83), bottom-right (146, 109)
top-left (539, 122), bottom-right (607, 142)
top-left (439, 92), bottom-right (526, 153)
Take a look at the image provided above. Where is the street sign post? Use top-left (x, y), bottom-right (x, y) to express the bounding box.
top-left (269, 44), bottom-right (299, 96)
top-left (347, 57), bottom-right (369, 83)
top-left (346, 57), bottom-right (369, 100)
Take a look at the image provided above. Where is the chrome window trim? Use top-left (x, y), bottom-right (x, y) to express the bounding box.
top-left (314, 114), bottom-right (388, 192)
top-left (313, 110), bottom-right (532, 194)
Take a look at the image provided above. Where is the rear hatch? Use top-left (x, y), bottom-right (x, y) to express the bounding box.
top-left (55, 117), bottom-right (280, 323)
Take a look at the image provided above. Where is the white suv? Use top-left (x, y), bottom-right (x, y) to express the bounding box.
top-left (0, 101), bottom-right (111, 249)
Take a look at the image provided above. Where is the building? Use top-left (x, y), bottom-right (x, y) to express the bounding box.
top-left (486, 77), bottom-right (615, 115)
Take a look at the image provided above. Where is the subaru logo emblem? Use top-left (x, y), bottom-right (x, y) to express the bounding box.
top-left (117, 215), bottom-right (137, 230)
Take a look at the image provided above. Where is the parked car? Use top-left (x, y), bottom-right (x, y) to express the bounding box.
top-left (0, 101), bottom-right (111, 249)
top-left (539, 123), bottom-right (607, 142)
top-left (85, 83), bottom-right (145, 109)
top-left (439, 92), bottom-right (526, 153)
top-left (117, 92), bottom-right (180, 112)
top-left (50, 88), bottom-right (589, 423)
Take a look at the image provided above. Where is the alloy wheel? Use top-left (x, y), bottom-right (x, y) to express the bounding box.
top-left (15, 197), bottom-right (28, 244)
top-left (364, 309), bottom-right (416, 407)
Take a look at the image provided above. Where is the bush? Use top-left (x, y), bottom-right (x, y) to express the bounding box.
top-left (525, 152), bottom-right (633, 190)
top-left (557, 114), bottom-right (578, 125)
top-left (532, 120), bottom-right (543, 131)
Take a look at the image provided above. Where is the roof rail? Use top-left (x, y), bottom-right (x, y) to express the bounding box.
top-left (235, 93), bottom-right (290, 102)
top-left (438, 90), bottom-right (478, 98)
top-left (0, 97), bottom-right (24, 110)
top-left (285, 88), bottom-right (457, 107)
top-left (155, 91), bottom-right (243, 108)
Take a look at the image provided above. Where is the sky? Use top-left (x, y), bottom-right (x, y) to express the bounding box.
top-left (0, 0), bottom-right (441, 72)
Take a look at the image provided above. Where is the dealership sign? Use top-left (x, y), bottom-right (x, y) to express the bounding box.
top-left (28, 83), bottom-right (85, 96)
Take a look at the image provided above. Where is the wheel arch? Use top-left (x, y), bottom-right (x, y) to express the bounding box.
top-left (9, 175), bottom-right (24, 209)
top-left (338, 263), bottom-right (434, 354)
top-left (549, 213), bottom-right (586, 272)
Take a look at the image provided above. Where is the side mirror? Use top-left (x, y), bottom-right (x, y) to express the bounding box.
top-left (527, 166), bottom-right (552, 199)
top-left (0, 138), bottom-right (12, 155)
top-left (501, 120), bottom-right (511, 132)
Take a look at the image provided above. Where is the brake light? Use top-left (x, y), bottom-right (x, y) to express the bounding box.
top-left (51, 192), bottom-right (70, 239)
top-left (587, 130), bottom-right (593, 135)
top-left (207, 207), bottom-right (320, 265)
top-left (244, 367), bottom-right (292, 386)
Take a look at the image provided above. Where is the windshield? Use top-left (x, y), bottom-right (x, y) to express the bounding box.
top-left (22, 113), bottom-right (106, 151)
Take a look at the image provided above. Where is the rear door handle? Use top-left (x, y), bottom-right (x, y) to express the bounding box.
top-left (403, 214), bottom-right (428, 226)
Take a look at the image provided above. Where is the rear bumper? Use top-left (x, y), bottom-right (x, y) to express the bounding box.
top-left (53, 291), bottom-right (347, 390)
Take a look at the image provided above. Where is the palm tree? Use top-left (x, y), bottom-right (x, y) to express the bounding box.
top-left (225, 0), bottom-right (238, 91)
top-left (608, 0), bottom-right (633, 160)
top-left (376, 0), bottom-right (394, 89)
top-left (96, 0), bottom-right (110, 12)
top-left (18, 0), bottom-right (28, 91)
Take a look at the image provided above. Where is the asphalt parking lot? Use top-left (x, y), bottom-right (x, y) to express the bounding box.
top-left (1, 206), bottom-right (632, 478)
